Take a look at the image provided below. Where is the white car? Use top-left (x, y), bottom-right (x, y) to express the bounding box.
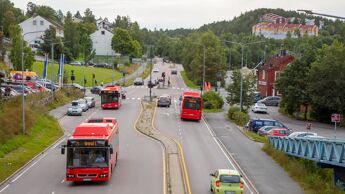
top-left (252, 103), bottom-right (267, 113)
top-left (153, 68), bottom-right (159, 73)
top-left (288, 132), bottom-right (317, 138)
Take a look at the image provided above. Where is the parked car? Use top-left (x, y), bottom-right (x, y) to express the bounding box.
top-left (245, 118), bottom-right (290, 134)
top-left (84, 97), bottom-right (96, 108)
top-left (171, 70), bottom-right (177, 75)
top-left (210, 169), bottom-right (244, 194)
top-left (134, 77), bottom-right (144, 85)
top-left (288, 132), bottom-right (318, 138)
top-left (70, 61), bottom-right (82, 66)
top-left (252, 102), bottom-right (267, 113)
top-left (257, 126), bottom-right (276, 136)
top-left (94, 63), bottom-right (111, 68)
top-left (77, 99), bottom-right (89, 112)
top-left (268, 128), bottom-right (288, 137)
top-left (67, 101), bottom-right (83, 116)
top-left (258, 96), bottom-right (281, 106)
top-left (90, 86), bottom-right (103, 94)
top-left (147, 80), bottom-right (157, 87)
top-left (10, 85), bottom-right (30, 96)
top-left (254, 92), bottom-right (262, 103)
top-left (304, 135), bottom-right (325, 139)
top-left (161, 94), bottom-right (171, 104)
top-left (157, 96), bottom-right (171, 107)
top-left (72, 83), bottom-right (86, 92)
top-left (152, 68), bottom-right (159, 73)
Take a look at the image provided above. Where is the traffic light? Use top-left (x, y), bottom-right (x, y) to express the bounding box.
top-left (71, 70), bottom-right (75, 81)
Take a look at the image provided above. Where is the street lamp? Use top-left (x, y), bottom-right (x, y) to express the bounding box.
top-left (146, 45), bottom-right (154, 101)
top-left (223, 40), bottom-right (265, 112)
top-left (21, 30), bottom-right (45, 135)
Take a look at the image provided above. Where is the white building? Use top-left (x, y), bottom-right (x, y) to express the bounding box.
top-left (19, 15), bottom-right (64, 51)
top-left (90, 29), bottom-right (115, 56)
top-left (96, 17), bottom-right (112, 31)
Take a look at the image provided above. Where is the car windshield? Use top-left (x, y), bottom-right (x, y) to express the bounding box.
top-left (219, 175), bottom-right (241, 183)
top-left (88, 119), bottom-right (103, 123)
top-left (159, 97), bottom-right (169, 102)
top-left (67, 147), bottom-right (108, 168)
top-left (71, 102), bottom-right (79, 106)
top-left (256, 103), bottom-right (265, 107)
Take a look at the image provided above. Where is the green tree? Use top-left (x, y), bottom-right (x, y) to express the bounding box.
top-left (40, 26), bottom-right (63, 60)
top-left (80, 33), bottom-right (95, 63)
top-left (3, 10), bottom-right (16, 36)
top-left (111, 28), bottom-right (133, 55)
top-left (226, 70), bottom-right (255, 111)
top-left (83, 8), bottom-right (96, 24)
top-left (130, 40), bottom-right (142, 58)
top-left (8, 24), bottom-right (34, 70)
top-left (63, 12), bottom-right (80, 61)
top-left (308, 41), bottom-right (345, 121)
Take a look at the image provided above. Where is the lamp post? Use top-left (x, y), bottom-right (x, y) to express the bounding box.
top-left (21, 30), bottom-right (45, 135)
top-left (146, 45), bottom-right (154, 101)
top-left (223, 40), bottom-right (264, 112)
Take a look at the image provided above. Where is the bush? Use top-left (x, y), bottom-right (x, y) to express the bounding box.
top-left (202, 91), bottom-right (224, 109)
top-left (204, 101), bottom-right (213, 109)
top-left (227, 106), bottom-right (249, 126)
top-left (228, 106), bottom-right (240, 120)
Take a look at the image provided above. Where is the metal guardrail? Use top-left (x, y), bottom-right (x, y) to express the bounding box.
top-left (269, 136), bottom-right (345, 167)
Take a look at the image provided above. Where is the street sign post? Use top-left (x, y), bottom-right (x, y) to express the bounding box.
top-left (332, 114), bottom-right (341, 139)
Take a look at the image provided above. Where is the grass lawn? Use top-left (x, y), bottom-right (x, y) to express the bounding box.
top-left (180, 71), bottom-right (199, 89)
top-left (32, 61), bottom-right (122, 87)
top-left (0, 114), bottom-right (63, 182)
top-left (244, 130), bottom-right (267, 143)
top-left (123, 64), bottom-right (152, 87)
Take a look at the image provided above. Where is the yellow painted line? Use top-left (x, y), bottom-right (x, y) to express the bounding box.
top-left (152, 103), bottom-right (192, 194)
top-left (133, 101), bottom-right (167, 194)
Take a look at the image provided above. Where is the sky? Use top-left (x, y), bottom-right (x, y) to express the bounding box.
top-left (10, 0), bottom-right (345, 30)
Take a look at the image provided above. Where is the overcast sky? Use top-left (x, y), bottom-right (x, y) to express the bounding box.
top-left (10, 0), bottom-right (345, 30)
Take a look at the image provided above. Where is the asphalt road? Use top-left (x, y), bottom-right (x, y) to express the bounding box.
top-left (151, 61), bottom-right (253, 194)
top-left (0, 88), bottom-right (163, 194)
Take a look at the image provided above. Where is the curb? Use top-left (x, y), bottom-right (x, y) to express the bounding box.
top-left (0, 134), bottom-right (65, 187)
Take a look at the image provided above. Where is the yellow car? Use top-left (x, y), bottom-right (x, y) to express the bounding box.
top-left (210, 169), bottom-right (244, 194)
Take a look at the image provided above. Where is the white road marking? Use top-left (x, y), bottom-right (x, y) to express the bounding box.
top-left (51, 192), bottom-right (55, 194)
top-left (61, 179), bottom-right (65, 183)
top-left (11, 154), bottom-right (45, 183)
top-left (0, 184), bottom-right (10, 193)
top-left (177, 88), bottom-right (180, 90)
top-left (172, 87), bottom-right (176, 89)
top-left (131, 98), bottom-right (135, 100)
top-left (202, 117), bottom-right (255, 194)
top-left (137, 98), bottom-right (141, 100)
top-left (53, 137), bottom-right (66, 149)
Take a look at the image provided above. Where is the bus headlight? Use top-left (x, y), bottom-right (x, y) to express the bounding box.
top-left (100, 173), bottom-right (108, 178)
top-left (67, 174), bottom-right (75, 178)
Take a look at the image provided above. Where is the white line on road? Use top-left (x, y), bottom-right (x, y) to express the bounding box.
top-left (61, 179), bottom-right (65, 183)
top-left (11, 154), bottom-right (45, 183)
top-left (137, 98), bottom-right (141, 100)
top-left (202, 117), bottom-right (256, 194)
top-left (51, 191), bottom-right (55, 194)
top-left (0, 184), bottom-right (9, 193)
top-left (131, 98), bottom-right (135, 100)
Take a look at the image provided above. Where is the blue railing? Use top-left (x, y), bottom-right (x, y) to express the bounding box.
top-left (269, 136), bottom-right (345, 167)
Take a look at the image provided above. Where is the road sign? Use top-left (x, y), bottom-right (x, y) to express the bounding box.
top-left (332, 114), bottom-right (341, 122)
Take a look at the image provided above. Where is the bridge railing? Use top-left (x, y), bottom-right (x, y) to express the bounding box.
top-left (268, 136), bottom-right (345, 167)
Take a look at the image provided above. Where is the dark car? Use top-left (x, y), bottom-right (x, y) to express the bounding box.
top-left (91, 86), bottom-right (103, 94)
top-left (147, 80), bottom-right (157, 88)
top-left (171, 70), bottom-right (177, 75)
top-left (157, 96), bottom-right (171, 107)
top-left (254, 92), bottom-right (262, 103)
top-left (245, 118), bottom-right (291, 134)
top-left (134, 77), bottom-right (144, 85)
top-left (258, 96), bottom-right (281, 106)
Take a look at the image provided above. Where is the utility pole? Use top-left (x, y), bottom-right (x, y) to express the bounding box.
top-left (149, 45), bottom-right (153, 101)
top-left (202, 46), bottom-right (205, 95)
top-left (51, 43), bottom-right (54, 102)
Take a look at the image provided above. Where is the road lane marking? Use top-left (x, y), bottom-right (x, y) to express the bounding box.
top-left (137, 98), bottom-right (141, 100)
top-left (202, 117), bottom-right (257, 194)
top-left (11, 153), bottom-right (45, 183)
top-left (131, 98), bottom-right (135, 100)
top-left (0, 184), bottom-right (9, 193)
top-left (51, 192), bottom-right (55, 194)
top-left (61, 179), bottom-right (65, 183)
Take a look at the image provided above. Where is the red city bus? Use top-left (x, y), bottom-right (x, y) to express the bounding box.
top-left (61, 121), bottom-right (119, 182)
top-left (100, 85), bottom-right (122, 109)
top-left (180, 91), bottom-right (202, 121)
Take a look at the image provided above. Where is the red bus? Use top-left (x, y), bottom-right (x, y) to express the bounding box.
top-left (100, 85), bottom-right (122, 109)
top-left (180, 91), bottom-right (202, 121)
top-left (61, 121), bottom-right (119, 182)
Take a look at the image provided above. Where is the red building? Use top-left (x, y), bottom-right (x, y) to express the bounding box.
top-left (257, 51), bottom-right (295, 97)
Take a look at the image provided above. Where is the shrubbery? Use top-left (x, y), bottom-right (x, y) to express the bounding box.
top-left (227, 106), bottom-right (250, 126)
top-left (202, 91), bottom-right (224, 110)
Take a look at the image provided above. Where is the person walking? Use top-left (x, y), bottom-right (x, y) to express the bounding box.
top-left (306, 122), bottom-right (312, 131)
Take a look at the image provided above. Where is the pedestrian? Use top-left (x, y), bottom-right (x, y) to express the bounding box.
top-left (100, 81), bottom-right (104, 87)
top-left (306, 122), bottom-right (312, 131)
top-left (5, 86), bottom-right (11, 97)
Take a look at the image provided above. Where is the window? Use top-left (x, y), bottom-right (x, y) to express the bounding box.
top-left (220, 175), bottom-right (241, 183)
top-left (40, 20), bottom-right (44, 25)
top-left (33, 20), bottom-right (37, 25)
top-left (262, 70), bottom-right (265, 80)
top-left (101, 31), bottom-right (105, 35)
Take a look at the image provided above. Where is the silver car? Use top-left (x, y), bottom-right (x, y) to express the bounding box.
top-left (78, 99), bottom-right (89, 112)
top-left (85, 97), bottom-right (96, 108)
top-left (67, 101), bottom-right (83, 116)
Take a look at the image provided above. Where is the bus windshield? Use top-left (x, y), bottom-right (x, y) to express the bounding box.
top-left (67, 147), bottom-right (108, 168)
top-left (183, 97), bottom-right (201, 110)
top-left (101, 93), bottom-right (119, 103)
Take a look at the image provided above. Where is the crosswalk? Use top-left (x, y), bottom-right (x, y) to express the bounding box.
top-left (126, 85), bottom-right (198, 91)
